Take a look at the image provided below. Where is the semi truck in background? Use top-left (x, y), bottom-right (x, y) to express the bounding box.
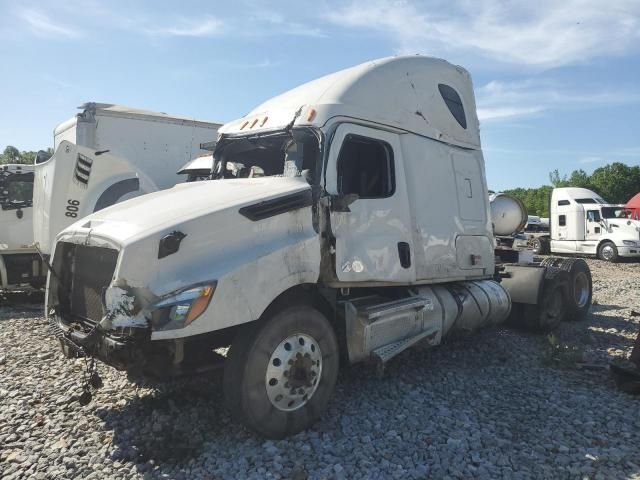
top-left (528, 187), bottom-right (640, 262)
top-left (33, 102), bottom-right (222, 256)
top-left (0, 164), bottom-right (46, 291)
top-left (47, 57), bottom-right (593, 438)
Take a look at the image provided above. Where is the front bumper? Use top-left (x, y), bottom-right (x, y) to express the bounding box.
top-left (617, 246), bottom-right (640, 257)
top-left (52, 313), bottom-right (153, 373)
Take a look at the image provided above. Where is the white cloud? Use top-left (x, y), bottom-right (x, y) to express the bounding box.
top-left (578, 156), bottom-right (603, 164)
top-left (325, 0), bottom-right (640, 69)
top-left (20, 8), bottom-right (82, 38)
top-left (142, 16), bottom-right (223, 38)
top-left (476, 79), bottom-right (640, 122)
top-left (250, 11), bottom-right (326, 38)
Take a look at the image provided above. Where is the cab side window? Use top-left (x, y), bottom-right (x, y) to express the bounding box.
top-left (587, 210), bottom-right (601, 222)
top-left (337, 135), bottom-right (394, 198)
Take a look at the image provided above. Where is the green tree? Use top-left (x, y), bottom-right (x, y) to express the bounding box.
top-left (589, 162), bottom-right (640, 203)
top-left (566, 169), bottom-right (592, 189)
top-left (1, 145), bottom-right (21, 164)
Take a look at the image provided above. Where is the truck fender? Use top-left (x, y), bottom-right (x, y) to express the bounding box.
top-left (499, 265), bottom-right (545, 305)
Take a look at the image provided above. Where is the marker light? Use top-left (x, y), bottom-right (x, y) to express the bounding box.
top-left (307, 108), bottom-right (317, 122)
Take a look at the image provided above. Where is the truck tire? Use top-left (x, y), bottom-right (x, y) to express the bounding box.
top-left (598, 241), bottom-right (619, 262)
top-left (523, 267), bottom-right (568, 331)
top-left (223, 305), bottom-right (339, 439)
top-left (540, 257), bottom-right (562, 268)
top-left (530, 237), bottom-right (550, 255)
top-left (557, 258), bottom-right (592, 321)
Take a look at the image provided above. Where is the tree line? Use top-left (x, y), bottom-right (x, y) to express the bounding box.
top-left (503, 162), bottom-right (640, 217)
top-left (0, 146), bottom-right (52, 165)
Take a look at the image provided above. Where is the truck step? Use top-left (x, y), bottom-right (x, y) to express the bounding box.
top-left (371, 326), bottom-right (440, 365)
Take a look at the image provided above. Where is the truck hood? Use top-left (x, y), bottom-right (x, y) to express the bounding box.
top-left (59, 176), bottom-right (312, 246)
top-left (606, 218), bottom-right (640, 235)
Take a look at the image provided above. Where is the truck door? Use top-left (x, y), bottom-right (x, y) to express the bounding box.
top-left (585, 209), bottom-right (602, 241)
top-left (325, 124), bottom-right (415, 283)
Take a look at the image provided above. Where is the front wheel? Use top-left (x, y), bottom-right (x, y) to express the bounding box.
top-left (598, 241), bottom-right (618, 262)
top-left (223, 305), bottom-right (339, 438)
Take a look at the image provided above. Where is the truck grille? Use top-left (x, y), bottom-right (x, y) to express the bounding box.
top-left (55, 242), bottom-right (118, 326)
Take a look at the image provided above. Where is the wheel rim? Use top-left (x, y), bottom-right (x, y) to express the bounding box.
top-left (573, 271), bottom-right (590, 308)
top-left (532, 239), bottom-right (540, 253)
top-left (265, 333), bottom-right (322, 412)
top-left (601, 244), bottom-right (615, 261)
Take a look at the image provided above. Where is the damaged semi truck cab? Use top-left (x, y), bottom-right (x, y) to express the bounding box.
top-left (48, 56), bottom-right (591, 438)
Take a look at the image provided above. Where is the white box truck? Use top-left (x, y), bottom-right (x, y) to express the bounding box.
top-left (529, 187), bottom-right (640, 261)
top-left (33, 102), bottom-right (222, 257)
top-left (0, 164), bottom-right (46, 291)
top-left (47, 57), bottom-right (593, 438)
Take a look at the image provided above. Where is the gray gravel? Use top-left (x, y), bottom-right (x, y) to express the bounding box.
top-left (1, 259), bottom-right (639, 480)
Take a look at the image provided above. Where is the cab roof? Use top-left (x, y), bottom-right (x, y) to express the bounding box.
top-left (219, 56), bottom-right (481, 150)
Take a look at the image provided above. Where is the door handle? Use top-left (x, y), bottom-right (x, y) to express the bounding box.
top-left (398, 242), bottom-right (411, 269)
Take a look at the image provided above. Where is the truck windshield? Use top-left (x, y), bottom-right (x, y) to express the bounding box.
top-left (0, 172), bottom-right (34, 210)
top-left (213, 131), bottom-right (319, 183)
top-left (601, 207), bottom-right (629, 219)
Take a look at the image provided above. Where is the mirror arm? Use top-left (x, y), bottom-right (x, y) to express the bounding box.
top-left (330, 193), bottom-right (359, 212)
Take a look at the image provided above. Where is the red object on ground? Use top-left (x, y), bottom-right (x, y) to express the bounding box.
top-left (626, 192), bottom-right (640, 220)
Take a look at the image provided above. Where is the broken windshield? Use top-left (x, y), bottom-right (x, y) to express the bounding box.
top-left (213, 130), bottom-right (320, 183)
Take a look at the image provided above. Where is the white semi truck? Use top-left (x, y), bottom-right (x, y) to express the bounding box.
top-left (0, 164), bottom-right (46, 290)
top-left (47, 57), bottom-right (593, 438)
top-left (529, 187), bottom-right (640, 262)
top-left (33, 102), bottom-right (222, 257)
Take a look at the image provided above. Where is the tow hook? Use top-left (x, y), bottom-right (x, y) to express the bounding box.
top-left (76, 357), bottom-right (103, 406)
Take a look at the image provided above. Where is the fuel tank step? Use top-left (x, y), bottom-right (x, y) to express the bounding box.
top-left (371, 327), bottom-right (439, 364)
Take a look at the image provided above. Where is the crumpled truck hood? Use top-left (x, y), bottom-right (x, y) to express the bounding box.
top-left (58, 176), bottom-right (312, 247)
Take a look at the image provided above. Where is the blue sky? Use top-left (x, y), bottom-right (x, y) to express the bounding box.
top-left (0, 0), bottom-right (639, 191)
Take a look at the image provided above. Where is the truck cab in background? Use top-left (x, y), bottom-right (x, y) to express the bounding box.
top-left (33, 102), bottom-right (222, 256)
top-left (0, 164), bottom-right (47, 291)
top-left (545, 187), bottom-right (640, 261)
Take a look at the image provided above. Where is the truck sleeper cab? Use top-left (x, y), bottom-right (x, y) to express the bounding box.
top-left (537, 187), bottom-right (640, 261)
top-left (48, 56), bottom-right (591, 438)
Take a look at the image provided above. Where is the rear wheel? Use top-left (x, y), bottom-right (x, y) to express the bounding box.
top-left (557, 258), bottom-right (592, 321)
top-left (223, 305), bottom-right (339, 439)
top-left (598, 241), bottom-right (618, 262)
top-left (523, 267), bottom-right (568, 331)
top-left (530, 237), bottom-right (542, 255)
top-left (530, 236), bottom-right (551, 255)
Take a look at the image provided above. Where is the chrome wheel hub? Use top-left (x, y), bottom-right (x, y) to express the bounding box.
top-left (573, 271), bottom-right (590, 308)
top-left (265, 333), bottom-right (322, 412)
top-left (601, 245), bottom-right (614, 260)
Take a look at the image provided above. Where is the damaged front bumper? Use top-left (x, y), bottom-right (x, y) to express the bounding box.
top-left (51, 311), bottom-right (153, 373)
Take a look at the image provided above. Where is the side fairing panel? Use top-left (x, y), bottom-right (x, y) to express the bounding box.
top-left (400, 135), bottom-right (494, 281)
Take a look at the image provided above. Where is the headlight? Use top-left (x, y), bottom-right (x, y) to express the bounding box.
top-left (622, 240), bottom-right (638, 246)
top-left (150, 282), bottom-right (216, 330)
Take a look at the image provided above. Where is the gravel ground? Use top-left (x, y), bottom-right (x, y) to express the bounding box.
top-left (1, 259), bottom-right (639, 480)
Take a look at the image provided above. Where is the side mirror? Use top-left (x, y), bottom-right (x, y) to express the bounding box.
top-left (330, 193), bottom-right (359, 212)
top-left (35, 150), bottom-right (52, 164)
